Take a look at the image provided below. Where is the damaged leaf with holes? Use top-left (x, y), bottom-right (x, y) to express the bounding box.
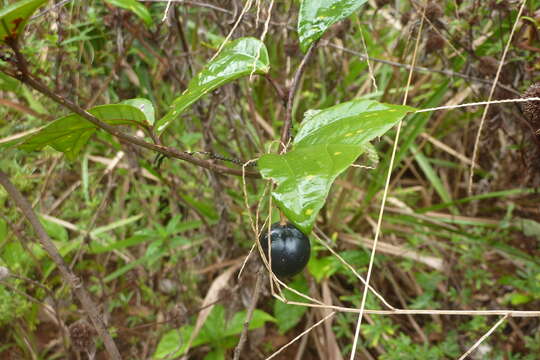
top-left (0, 0), bottom-right (47, 42)
top-left (258, 100), bottom-right (414, 233)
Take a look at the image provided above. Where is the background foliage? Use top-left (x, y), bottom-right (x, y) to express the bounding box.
top-left (1, 0), bottom-right (540, 359)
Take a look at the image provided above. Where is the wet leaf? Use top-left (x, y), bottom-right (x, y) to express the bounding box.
top-left (259, 100), bottom-right (414, 233)
top-left (122, 98), bottom-right (155, 125)
top-left (156, 37), bottom-right (269, 134)
top-left (298, 0), bottom-right (367, 52)
top-left (20, 104), bottom-right (147, 160)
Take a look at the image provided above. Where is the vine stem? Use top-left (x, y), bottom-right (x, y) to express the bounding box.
top-left (232, 269), bottom-right (263, 360)
top-left (0, 171), bottom-right (121, 360)
top-left (280, 41), bottom-right (318, 153)
top-left (1, 41), bottom-right (259, 178)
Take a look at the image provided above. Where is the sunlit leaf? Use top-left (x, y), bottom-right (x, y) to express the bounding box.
top-left (20, 104), bottom-right (147, 160)
top-left (259, 100), bottom-right (414, 233)
top-left (105, 0), bottom-right (152, 27)
top-left (298, 0), bottom-right (368, 52)
top-left (156, 37), bottom-right (270, 134)
top-left (0, 0), bottom-right (47, 42)
top-left (122, 98), bottom-right (155, 125)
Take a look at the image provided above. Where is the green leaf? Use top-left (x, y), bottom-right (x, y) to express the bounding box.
top-left (152, 305), bottom-right (275, 359)
top-left (307, 255), bottom-right (334, 282)
top-left (411, 144), bottom-right (456, 215)
top-left (508, 293), bottom-right (533, 306)
top-left (298, 0), bottom-right (368, 52)
top-left (259, 100), bottom-right (414, 233)
top-left (39, 216), bottom-right (68, 242)
top-left (105, 0), bottom-right (152, 27)
top-left (122, 98), bottom-right (155, 125)
top-left (0, 218), bottom-right (7, 241)
top-left (516, 218), bottom-right (540, 241)
top-left (156, 37), bottom-right (270, 134)
top-left (365, 81), bottom-right (449, 206)
top-left (0, 0), bottom-right (47, 42)
top-left (273, 277), bottom-right (309, 334)
top-left (19, 104), bottom-right (147, 160)
top-left (0, 72), bottom-right (20, 92)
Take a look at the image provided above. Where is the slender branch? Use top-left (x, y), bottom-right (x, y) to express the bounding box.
top-left (280, 41), bottom-right (318, 152)
top-left (3, 70), bottom-right (259, 178)
top-left (264, 74), bottom-right (287, 105)
top-left (323, 42), bottom-right (520, 96)
top-left (233, 269), bottom-right (263, 360)
top-left (280, 300), bottom-right (540, 317)
top-left (0, 171), bottom-right (121, 360)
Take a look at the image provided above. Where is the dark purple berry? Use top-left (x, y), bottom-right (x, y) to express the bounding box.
top-left (260, 222), bottom-right (310, 278)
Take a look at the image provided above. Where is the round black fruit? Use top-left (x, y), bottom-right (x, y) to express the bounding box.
top-left (259, 222), bottom-right (310, 278)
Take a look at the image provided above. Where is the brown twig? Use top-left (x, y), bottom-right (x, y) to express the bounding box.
top-left (232, 269), bottom-right (263, 360)
top-left (1, 40), bottom-right (259, 178)
top-left (0, 170), bottom-right (122, 360)
top-left (0, 98), bottom-right (52, 120)
top-left (323, 42), bottom-right (521, 96)
top-left (264, 74), bottom-right (287, 105)
top-left (4, 68), bottom-right (259, 177)
top-left (280, 41), bottom-right (318, 152)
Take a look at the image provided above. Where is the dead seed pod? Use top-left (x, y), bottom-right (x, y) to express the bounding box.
top-left (425, 1), bottom-right (444, 22)
top-left (400, 11), bottom-right (412, 26)
top-left (522, 83), bottom-right (540, 134)
top-left (478, 56), bottom-right (500, 78)
top-left (490, 0), bottom-right (510, 12)
top-left (69, 319), bottom-right (96, 352)
top-left (167, 303), bottom-right (189, 328)
top-left (425, 30), bottom-right (445, 53)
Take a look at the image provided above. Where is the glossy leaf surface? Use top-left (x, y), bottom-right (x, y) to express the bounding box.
top-left (298, 0), bottom-right (367, 52)
top-left (20, 104), bottom-right (147, 160)
top-left (156, 37), bottom-right (269, 134)
top-left (105, 0), bottom-right (152, 27)
top-left (122, 98), bottom-right (155, 125)
top-left (0, 0), bottom-right (47, 42)
top-left (259, 100), bottom-right (414, 233)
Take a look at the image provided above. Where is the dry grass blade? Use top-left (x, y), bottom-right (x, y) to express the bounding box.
top-left (314, 230), bottom-right (398, 308)
top-left (182, 263), bottom-right (241, 357)
top-left (349, 5), bottom-right (426, 359)
top-left (458, 315), bottom-right (509, 360)
top-left (339, 233), bottom-right (444, 271)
